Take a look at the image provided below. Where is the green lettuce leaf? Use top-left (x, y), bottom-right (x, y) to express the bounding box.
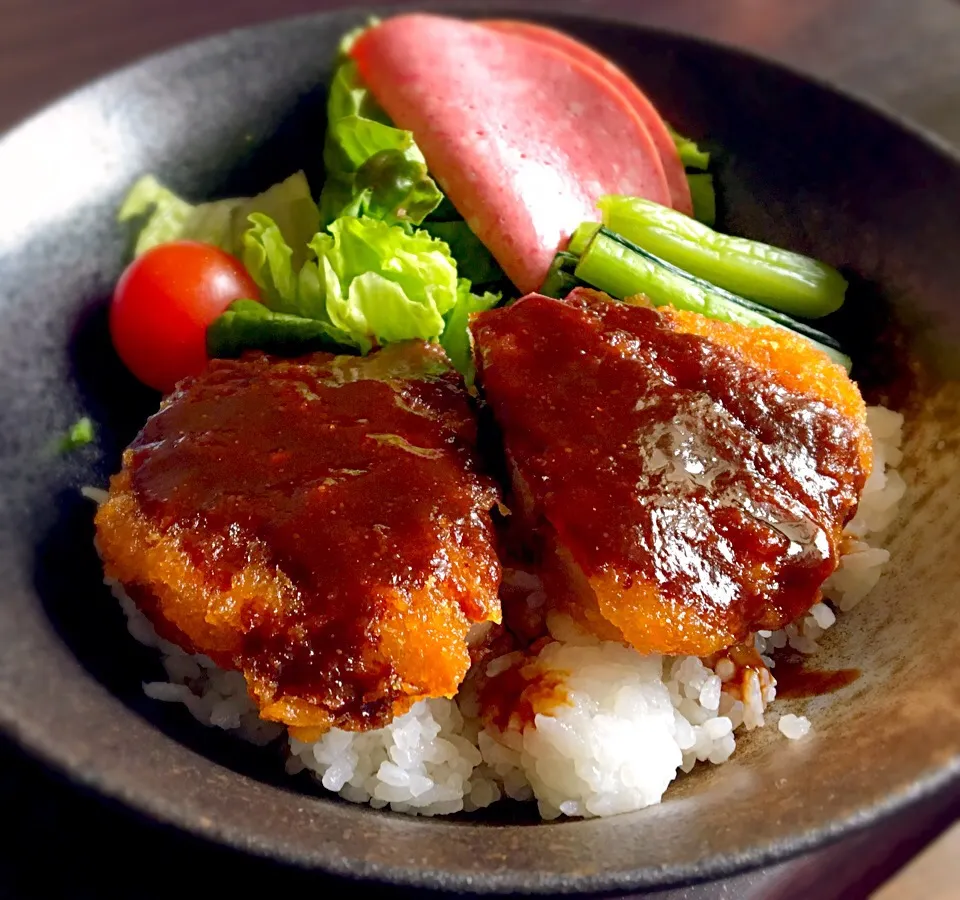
top-left (119, 171), bottom-right (320, 267)
top-left (669, 127), bottom-right (711, 171)
top-left (311, 216), bottom-right (459, 351)
top-left (213, 213), bottom-right (498, 373)
top-left (326, 116), bottom-right (419, 173)
top-left (688, 173), bottom-right (716, 227)
top-left (354, 149), bottom-right (445, 225)
top-left (667, 126), bottom-right (717, 226)
top-left (422, 220), bottom-right (503, 286)
top-left (241, 213), bottom-right (322, 317)
top-left (319, 60), bottom-right (442, 227)
top-left (227, 214), bottom-right (461, 352)
top-left (318, 50), bottom-right (503, 285)
top-left (440, 281), bottom-right (501, 380)
top-left (328, 39), bottom-right (390, 123)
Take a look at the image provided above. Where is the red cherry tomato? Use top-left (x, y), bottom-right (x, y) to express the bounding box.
top-left (110, 241), bottom-right (259, 393)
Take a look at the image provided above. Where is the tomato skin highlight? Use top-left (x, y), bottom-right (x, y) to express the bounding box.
top-left (110, 241), bottom-right (259, 393)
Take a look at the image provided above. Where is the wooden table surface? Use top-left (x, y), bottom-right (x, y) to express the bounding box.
top-left (1, 0), bottom-right (959, 897)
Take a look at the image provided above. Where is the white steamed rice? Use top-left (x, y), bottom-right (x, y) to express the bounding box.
top-left (103, 405), bottom-right (905, 819)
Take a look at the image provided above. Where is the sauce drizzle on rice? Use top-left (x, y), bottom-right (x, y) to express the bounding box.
top-left (478, 652), bottom-right (571, 732)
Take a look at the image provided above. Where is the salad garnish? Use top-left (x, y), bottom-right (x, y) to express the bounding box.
top-left (109, 14), bottom-right (849, 393)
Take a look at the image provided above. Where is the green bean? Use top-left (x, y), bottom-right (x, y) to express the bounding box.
top-left (598, 195), bottom-right (846, 318)
top-left (572, 228), bottom-right (852, 370)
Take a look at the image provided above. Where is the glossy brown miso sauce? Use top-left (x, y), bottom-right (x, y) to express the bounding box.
top-left (479, 658), bottom-right (571, 732)
top-left (127, 347), bottom-right (498, 726)
top-left (471, 290), bottom-right (870, 651)
top-left (710, 638), bottom-right (860, 700)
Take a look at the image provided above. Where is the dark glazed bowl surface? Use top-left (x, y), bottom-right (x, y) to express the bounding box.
top-left (0, 5), bottom-right (958, 894)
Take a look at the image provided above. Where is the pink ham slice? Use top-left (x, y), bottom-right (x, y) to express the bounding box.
top-left (482, 20), bottom-right (693, 216)
top-left (351, 14), bottom-right (671, 294)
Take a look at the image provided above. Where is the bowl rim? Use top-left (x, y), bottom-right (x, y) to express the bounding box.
top-left (2, 2), bottom-right (959, 893)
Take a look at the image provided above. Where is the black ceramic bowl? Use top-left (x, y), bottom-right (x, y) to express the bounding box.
top-left (1, 5), bottom-right (959, 895)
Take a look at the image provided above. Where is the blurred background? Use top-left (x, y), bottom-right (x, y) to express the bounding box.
top-left (0, 0), bottom-right (958, 897)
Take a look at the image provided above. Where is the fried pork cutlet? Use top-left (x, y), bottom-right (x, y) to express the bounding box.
top-left (470, 288), bottom-right (871, 657)
top-left (95, 342), bottom-right (501, 736)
